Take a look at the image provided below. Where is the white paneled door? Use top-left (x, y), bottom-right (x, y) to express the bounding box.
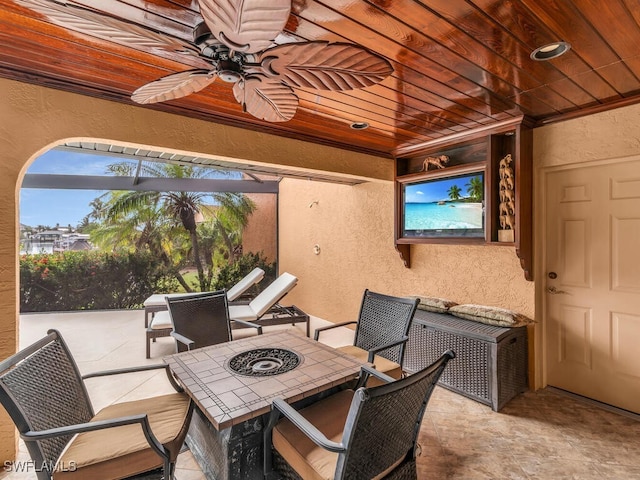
top-left (545, 158), bottom-right (640, 414)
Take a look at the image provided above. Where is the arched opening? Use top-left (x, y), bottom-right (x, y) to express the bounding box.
top-left (18, 140), bottom-right (281, 340)
top-left (0, 78), bottom-right (391, 461)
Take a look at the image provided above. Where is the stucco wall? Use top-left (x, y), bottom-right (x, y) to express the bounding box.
top-left (534, 102), bottom-right (640, 168)
top-left (278, 179), bottom-right (535, 322)
top-left (242, 192), bottom-right (278, 263)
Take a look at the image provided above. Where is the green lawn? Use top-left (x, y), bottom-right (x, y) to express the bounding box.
top-left (179, 270), bottom-right (199, 292)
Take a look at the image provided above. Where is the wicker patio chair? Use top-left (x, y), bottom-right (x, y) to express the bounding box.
top-left (144, 268), bottom-right (266, 358)
top-left (314, 289), bottom-right (420, 380)
top-left (165, 289), bottom-right (262, 352)
top-left (264, 350), bottom-right (455, 480)
top-left (0, 329), bottom-right (193, 480)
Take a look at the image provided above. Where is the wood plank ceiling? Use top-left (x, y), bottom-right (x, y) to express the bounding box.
top-left (2, 0), bottom-right (640, 160)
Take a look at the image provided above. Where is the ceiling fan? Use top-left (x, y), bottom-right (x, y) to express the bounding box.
top-left (18, 0), bottom-right (392, 123)
top-left (130, 0), bottom-right (394, 122)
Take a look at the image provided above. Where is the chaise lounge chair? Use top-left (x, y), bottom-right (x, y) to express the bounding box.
top-left (143, 267), bottom-right (265, 327)
top-left (228, 272), bottom-right (309, 336)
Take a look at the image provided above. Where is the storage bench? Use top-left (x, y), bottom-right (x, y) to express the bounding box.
top-left (404, 308), bottom-right (528, 411)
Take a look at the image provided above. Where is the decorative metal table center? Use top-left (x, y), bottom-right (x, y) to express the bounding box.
top-left (227, 348), bottom-right (301, 376)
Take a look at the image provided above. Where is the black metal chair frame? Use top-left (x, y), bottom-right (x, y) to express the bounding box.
top-left (166, 289), bottom-right (263, 352)
top-left (0, 329), bottom-right (193, 480)
top-left (263, 350), bottom-right (455, 480)
top-left (314, 289), bottom-right (420, 365)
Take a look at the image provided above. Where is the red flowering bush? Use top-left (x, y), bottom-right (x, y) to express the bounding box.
top-left (20, 251), bottom-right (179, 312)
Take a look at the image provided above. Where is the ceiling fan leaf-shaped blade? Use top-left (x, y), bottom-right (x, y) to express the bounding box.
top-left (132, 70), bottom-right (216, 104)
top-left (233, 78), bottom-right (298, 122)
top-left (259, 42), bottom-right (393, 91)
top-left (200, 0), bottom-right (290, 51)
top-left (17, 0), bottom-right (205, 65)
top-left (198, 0), bottom-right (291, 53)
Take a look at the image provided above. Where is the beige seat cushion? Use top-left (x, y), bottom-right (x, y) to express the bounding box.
top-left (338, 345), bottom-right (403, 380)
top-left (54, 393), bottom-right (191, 480)
top-left (274, 389), bottom-right (353, 480)
top-left (273, 389), bottom-right (407, 480)
top-left (149, 311), bottom-right (172, 330)
top-left (228, 303), bottom-right (259, 321)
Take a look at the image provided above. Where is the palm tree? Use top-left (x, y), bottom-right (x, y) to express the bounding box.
top-left (466, 176), bottom-right (484, 202)
top-left (447, 184), bottom-right (462, 201)
top-left (89, 189), bottom-right (192, 291)
top-left (99, 162), bottom-right (255, 292)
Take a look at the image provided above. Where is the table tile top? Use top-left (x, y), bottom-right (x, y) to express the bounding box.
top-left (164, 330), bottom-right (365, 430)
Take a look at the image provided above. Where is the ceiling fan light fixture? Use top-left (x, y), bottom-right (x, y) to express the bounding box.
top-left (350, 121), bottom-right (369, 130)
top-left (530, 41), bottom-right (571, 61)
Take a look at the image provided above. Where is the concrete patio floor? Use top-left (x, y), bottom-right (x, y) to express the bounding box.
top-left (2, 309), bottom-right (640, 479)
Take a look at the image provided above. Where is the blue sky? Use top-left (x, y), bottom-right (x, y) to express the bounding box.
top-left (20, 149), bottom-right (241, 228)
top-left (20, 149), bottom-right (113, 228)
top-left (405, 175), bottom-right (478, 203)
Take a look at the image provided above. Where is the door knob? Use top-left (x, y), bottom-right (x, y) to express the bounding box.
top-left (548, 272), bottom-right (557, 279)
top-left (546, 286), bottom-right (568, 295)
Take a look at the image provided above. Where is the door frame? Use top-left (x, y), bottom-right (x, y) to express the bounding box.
top-left (535, 153), bottom-right (640, 390)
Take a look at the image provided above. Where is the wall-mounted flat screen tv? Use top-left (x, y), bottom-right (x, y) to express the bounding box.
top-left (402, 170), bottom-right (485, 238)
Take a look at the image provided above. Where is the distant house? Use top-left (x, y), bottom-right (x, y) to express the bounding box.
top-left (22, 230), bottom-right (93, 254)
top-left (68, 239), bottom-right (92, 251)
top-left (31, 230), bottom-right (63, 243)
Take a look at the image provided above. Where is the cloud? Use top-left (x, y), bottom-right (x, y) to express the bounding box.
top-left (416, 190), bottom-right (423, 195)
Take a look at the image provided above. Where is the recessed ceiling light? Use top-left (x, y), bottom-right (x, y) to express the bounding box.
top-left (530, 41), bottom-right (571, 61)
top-left (350, 121), bottom-right (369, 130)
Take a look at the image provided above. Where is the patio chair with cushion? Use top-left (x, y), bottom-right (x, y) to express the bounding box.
top-left (145, 267), bottom-right (266, 358)
top-left (166, 289), bottom-right (262, 352)
top-left (0, 329), bottom-right (194, 480)
top-left (314, 289), bottom-right (420, 380)
top-left (264, 350), bottom-right (455, 480)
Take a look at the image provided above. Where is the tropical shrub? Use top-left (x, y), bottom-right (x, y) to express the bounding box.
top-left (212, 252), bottom-right (276, 298)
top-left (20, 251), bottom-right (179, 312)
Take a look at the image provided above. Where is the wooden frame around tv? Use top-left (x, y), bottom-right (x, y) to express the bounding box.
top-left (394, 123), bottom-right (533, 281)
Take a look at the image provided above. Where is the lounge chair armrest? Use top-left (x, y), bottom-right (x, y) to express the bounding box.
top-left (313, 321), bottom-right (357, 341)
top-left (354, 365), bottom-right (396, 389)
top-left (82, 363), bottom-right (183, 392)
top-left (231, 319), bottom-right (263, 334)
top-left (170, 331), bottom-right (195, 350)
top-left (366, 336), bottom-right (409, 363)
top-left (21, 414), bottom-right (167, 458)
top-left (270, 398), bottom-right (346, 454)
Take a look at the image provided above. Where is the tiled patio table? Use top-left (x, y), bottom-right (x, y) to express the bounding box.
top-left (164, 330), bottom-right (365, 480)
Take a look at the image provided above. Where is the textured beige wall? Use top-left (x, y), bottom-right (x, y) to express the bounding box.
top-left (535, 102), bottom-right (640, 168)
top-left (278, 180), bottom-right (535, 323)
top-left (0, 78), bottom-right (388, 461)
top-left (242, 193), bottom-right (277, 262)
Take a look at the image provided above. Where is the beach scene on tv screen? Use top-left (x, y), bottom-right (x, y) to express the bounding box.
top-left (404, 173), bottom-right (484, 232)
